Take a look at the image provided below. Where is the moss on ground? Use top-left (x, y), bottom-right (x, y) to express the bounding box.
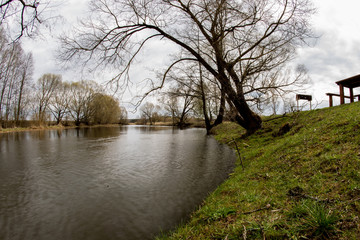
top-left (157, 103), bottom-right (360, 239)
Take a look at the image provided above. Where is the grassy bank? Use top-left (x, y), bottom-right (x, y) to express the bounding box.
top-left (158, 103), bottom-right (360, 239)
top-left (0, 124), bottom-right (67, 133)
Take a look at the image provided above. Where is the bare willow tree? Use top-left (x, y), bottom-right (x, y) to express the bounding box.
top-left (49, 81), bottom-right (71, 125)
top-left (140, 102), bottom-right (161, 125)
top-left (163, 60), bottom-right (225, 132)
top-left (68, 81), bottom-right (98, 126)
top-left (33, 73), bottom-right (61, 124)
top-left (90, 93), bottom-right (122, 125)
top-left (61, 0), bottom-right (315, 134)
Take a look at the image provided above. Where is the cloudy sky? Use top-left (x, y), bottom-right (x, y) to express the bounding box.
top-left (21, 0), bottom-right (360, 113)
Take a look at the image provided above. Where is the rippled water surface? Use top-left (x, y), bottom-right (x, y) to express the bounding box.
top-left (0, 126), bottom-right (235, 240)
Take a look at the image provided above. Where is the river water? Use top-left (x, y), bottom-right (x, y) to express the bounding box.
top-left (0, 126), bottom-right (235, 240)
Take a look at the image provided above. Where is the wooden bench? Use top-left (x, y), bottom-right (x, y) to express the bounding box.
top-left (326, 93), bottom-right (360, 107)
top-left (326, 74), bottom-right (360, 107)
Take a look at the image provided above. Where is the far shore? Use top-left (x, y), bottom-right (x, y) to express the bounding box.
top-left (0, 124), bottom-right (124, 134)
top-left (0, 121), bottom-right (206, 134)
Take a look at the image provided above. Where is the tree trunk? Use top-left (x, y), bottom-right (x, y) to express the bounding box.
top-left (230, 96), bottom-right (262, 134)
top-left (213, 88), bottom-right (225, 127)
top-left (219, 70), bottom-right (262, 134)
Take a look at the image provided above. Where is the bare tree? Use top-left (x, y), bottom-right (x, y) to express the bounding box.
top-left (0, 28), bottom-right (33, 127)
top-left (164, 60), bottom-right (226, 132)
top-left (68, 81), bottom-right (98, 126)
top-left (49, 81), bottom-right (71, 125)
top-left (0, 42), bottom-right (20, 125)
top-left (119, 106), bottom-right (128, 125)
top-left (61, 0), bottom-right (315, 134)
top-left (161, 92), bottom-right (180, 126)
top-left (33, 73), bottom-right (61, 124)
top-left (162, 82), bottom-right (195, 128)
top-left (140, 102), bottom-right (161, 125)
top-left (14, 52), bottom-right (33, 124)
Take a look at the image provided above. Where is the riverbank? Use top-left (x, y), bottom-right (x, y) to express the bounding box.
top-left (0, 124), bottom-right (66, 133)
top-left (158, 102), bottom-right (360, 239)
top-left (0, 119), bottom-right (206, 134)
top-left (0, 123), bottom-right (125, 134)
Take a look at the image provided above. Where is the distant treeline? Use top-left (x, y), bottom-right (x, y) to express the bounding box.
top-left (0, 28), bottom-right (127, 129)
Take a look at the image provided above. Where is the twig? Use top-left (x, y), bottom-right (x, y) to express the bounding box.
top-left (257, 221), bottom-right (266, 240)
top-left (231, 137), bottom-right (244, 170)
top-left (241, 204), bottom-right (271, 215)
top-left (348, 197), bottom-right (360, 203)
top-left (302, 194), bottom-right (333, 203)
top-left (242, 225), bottom-right (247, 240)
top-left (287, 187), bottom-right (333, 203)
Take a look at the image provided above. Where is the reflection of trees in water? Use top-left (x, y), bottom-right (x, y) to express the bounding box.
top-left (77, 127), bottom-right (125, 139)
top-left (0, 126), bottom-right (236, 240)
top-left (134, 125), bottom-right (175, 133)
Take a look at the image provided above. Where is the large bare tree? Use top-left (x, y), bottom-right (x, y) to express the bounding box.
top-left (61, 0), bottom-right (315, 134)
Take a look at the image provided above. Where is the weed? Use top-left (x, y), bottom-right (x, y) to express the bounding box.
top-left (202, 206), bottom-right (237, 222)
top-left (288, 200), bottom-right (311, 219)
top-left (301, 202), bottom-right (339, 239)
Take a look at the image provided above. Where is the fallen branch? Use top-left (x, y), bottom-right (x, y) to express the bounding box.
top-left (287, 187), bottom-right (333, 203)
top-left (240, 204), bottom-right (272, 215)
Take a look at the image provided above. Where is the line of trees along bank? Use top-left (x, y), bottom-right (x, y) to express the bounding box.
top-left (33, 76), bottom-right (127, 126)
top-left (0, 28), bottom-right (33, 128)
top-left (0, 29), bottom-right (127, 129)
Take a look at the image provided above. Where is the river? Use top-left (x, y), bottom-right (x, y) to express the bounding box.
top-left (0, 126), bottom-right (235, 240)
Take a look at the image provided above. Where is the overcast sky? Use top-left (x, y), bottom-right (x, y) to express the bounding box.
top-left (21, 0), bottom-right (360, 114)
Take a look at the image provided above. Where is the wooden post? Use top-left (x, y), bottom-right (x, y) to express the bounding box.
top-left (297, 99), bottom-right (299, 111)
top-left (350, 88), bottom-right (354, 103)
top-left (339, 84), bottom-right (345, 104)
top-left (327, 94), bottom-right (333, 107)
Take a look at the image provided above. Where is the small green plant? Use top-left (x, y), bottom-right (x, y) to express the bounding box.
top-left (203, 206), bottom-right (236, 222)
top-left (288, 200), bottom-right (310, 219)
top-left (302, 202), bottom-right (339, 239)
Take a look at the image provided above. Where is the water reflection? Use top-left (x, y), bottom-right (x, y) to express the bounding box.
top-left (0, 126), bottom-right (235, 240)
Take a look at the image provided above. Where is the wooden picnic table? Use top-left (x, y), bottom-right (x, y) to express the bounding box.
top-left (326, 74), bottom-right (360, 107)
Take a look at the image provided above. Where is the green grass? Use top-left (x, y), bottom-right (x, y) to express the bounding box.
top-left (157, 102), bottom-right (360, 239)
